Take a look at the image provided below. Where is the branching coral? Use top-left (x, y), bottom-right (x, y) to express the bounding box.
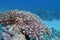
top-left (0, 9), bottom-right (49, 40)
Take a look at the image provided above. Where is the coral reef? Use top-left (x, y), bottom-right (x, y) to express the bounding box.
top-left (0, 9), bottom-right (49, 40)
top-left (1, 9), bottom-right (60, 40)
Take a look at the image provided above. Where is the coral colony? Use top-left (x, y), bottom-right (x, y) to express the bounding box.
top-left (0, 9), bottom-right (60, 40)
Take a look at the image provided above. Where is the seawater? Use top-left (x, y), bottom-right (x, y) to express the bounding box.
top-left (42, 20), bottom-right (60, 31)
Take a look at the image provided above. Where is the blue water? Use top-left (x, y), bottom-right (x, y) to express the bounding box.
top-left (0, 0), bottom-right (60, 31)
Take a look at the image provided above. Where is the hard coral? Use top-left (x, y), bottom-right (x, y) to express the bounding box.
top-left (0, 9), bottom-right (49, 40)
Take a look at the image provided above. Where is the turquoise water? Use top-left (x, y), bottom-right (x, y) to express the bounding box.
top-left (42, 20), bottom-right (60, 31)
